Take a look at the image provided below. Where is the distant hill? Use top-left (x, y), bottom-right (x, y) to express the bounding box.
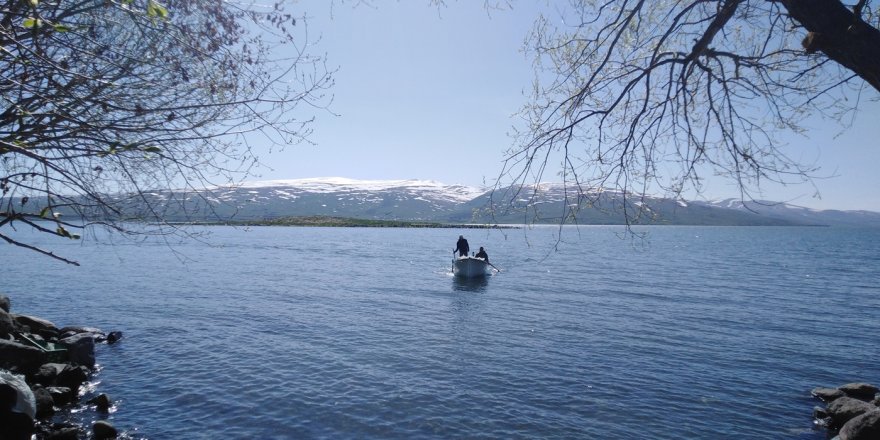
top-left (691, 199), bottom-right (880, 227)
top-left (13, 178), bottom-right (880, 227)
top-left (455, 185), bottom-right (810, 226)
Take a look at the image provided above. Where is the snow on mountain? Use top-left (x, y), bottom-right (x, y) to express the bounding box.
top-left (169, 177), bottom-right (494, 222)
top-left (14, 177), bottom-right (877, 225)
top-left (236, 177), bottom-right (486, 203)
top-left (691, 198), bottom-right (880, 227)
top-left (699, 198), bottom-right (821, 213)
top-left (105, 178), bottom-right (879, 226)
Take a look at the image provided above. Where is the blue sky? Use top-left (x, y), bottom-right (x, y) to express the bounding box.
top-left (255, 2), bottom-right (880, 212)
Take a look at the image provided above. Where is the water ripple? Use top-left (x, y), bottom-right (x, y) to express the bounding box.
top-left (4, 226), bottom-right (879, 438)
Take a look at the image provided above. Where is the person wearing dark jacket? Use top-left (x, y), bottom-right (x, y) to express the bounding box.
top-left (455, 235), bottom-right (470, 258)
top-left (475, 247), bottom-right (488, 262)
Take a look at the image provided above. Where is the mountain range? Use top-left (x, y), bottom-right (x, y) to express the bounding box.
top-left (135, 177), bottom-right (880, 227)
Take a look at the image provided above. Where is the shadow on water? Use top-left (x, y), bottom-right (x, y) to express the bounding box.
top-left (452, 276), bottom-right (490, 293)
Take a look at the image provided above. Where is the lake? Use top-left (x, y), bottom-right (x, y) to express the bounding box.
top-left (3, 225), bottom-right (879, 439)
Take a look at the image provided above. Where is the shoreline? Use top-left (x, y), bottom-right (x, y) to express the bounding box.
top-left (162, 216), bottom-right (837, 228)
top-left (0, 294), bottom-right (123, 439)
top-left (810, 383), bottom-right (880, 439)
top-left (170, 215), bottom-right (521, 229)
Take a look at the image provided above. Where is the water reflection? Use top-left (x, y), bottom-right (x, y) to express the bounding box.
top-left (452, 276), bottom-right (489, 293)
top-left (450, 276), bottom-right (487, 332)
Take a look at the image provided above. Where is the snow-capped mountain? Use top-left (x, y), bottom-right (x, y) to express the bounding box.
top-left (232, 177), bottom-right (485, 204)
top-left (171, 178), bottom-right (878, 226)
top-left (459, 184), bottom-right (810, 225)
top-left (691, 198), bottom-right (880, 227)
top-left (20, 178), bottom-right (878, 226)
top-left (180, 177), bottom-right (490, 222)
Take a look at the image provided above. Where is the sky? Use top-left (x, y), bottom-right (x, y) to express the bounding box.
top-left (252, 1), bottom-right (880, 212)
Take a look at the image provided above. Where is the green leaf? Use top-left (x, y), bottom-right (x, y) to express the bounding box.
top-left (143, 146), bottom-right (161, 153)
top-left (28, 0), bottom-right (38, 7)
top-left (146, 1), bottom-right (168, 19)
top-left (56, 226), bottom-right (70, 238)
top-left (23, 17), bottom-right (40, 28)
top-left (98, 144), bottom-right (119, 157)
top-left (53, 24), bottom-right (71, 32)
top-left (39, 206), bottom-right (50, 218)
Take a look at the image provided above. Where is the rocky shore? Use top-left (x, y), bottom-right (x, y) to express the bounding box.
top-left (0, 294), bottom-right (123, 439)
top-left (812, 382), bottom-right (880, 439)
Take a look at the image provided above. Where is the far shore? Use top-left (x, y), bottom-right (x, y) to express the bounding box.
top-left (164, 215), bottom-right (840, 228)
top-left (175, 216), bottom-right (521, 229)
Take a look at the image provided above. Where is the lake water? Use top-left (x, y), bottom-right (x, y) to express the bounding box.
top-left (3, 225), bottom-right (879, 439)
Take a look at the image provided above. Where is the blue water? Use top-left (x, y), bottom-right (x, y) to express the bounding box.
top-left (3, 225), bottom-right (879, 439)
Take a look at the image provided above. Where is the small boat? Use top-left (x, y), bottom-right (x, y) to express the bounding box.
top-left (453, 256), bottom-right (490, 278)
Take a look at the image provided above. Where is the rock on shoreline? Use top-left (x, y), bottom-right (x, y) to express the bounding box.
top-left (0, 293), bottom-right (124, 439)
top-left (812, 382), bottom-right (880, 440)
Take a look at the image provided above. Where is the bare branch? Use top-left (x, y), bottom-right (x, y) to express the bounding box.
top-left (497, 0), bottom-right (878, 225)
top-left (1, 1), bottom-right (335, 263)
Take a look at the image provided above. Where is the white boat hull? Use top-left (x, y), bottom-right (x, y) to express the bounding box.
top-left (453, 257), bottom-right (490, 278)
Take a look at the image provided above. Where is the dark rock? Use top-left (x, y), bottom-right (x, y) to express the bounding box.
top-left (0, 371), bottom-right (36, 419)
top-left (12, 315), bottom-right (59, 339)
top-left (0, 294), bottom-right (9, 313)
top-left (0, 409), bottom-right (34, 440)
top-left (33, 363), bottom-right (67, 386)
top-left (33, 363), bottom-right (90, 392)
top-left (44, 427), bottom-right (80, 440)
top-left (46, 387), bottom-right (74, 406)
top-left (59, 326), bottom-right (104, 337)
top-left (839, 409), bottom-right (880, 440)
top-left (839, 383), bottom-right (880, 401)
top-left (31, 385), bottom-right (55, 418)
top-left (59, 333), bottom-right (95, 369)
top-left (106, 331), bottom-right (123, 344)
top-left (0, 308), bottom-right (16, 338)
top-left (827, 397), bottom-right (878, 426)
top-left (55, 364), bottom-right (89, 391)
top-left (88, 393), bottom-right (112, 412)
top-left (45, 428), bottom-right (79, 440)
top-left (0, 339), bottom-right (46, 374)
top-left (814, 405), bottom-right (829, 419)
top-left (813, 387), bottom-right (846, 402)
top-left (93, 420), bottom-right (118, 439)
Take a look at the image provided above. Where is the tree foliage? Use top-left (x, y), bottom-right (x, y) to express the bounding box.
top-left (0, 0), bottom-right (333, 264)
top-left (498, 0), bottom-right (879, 223)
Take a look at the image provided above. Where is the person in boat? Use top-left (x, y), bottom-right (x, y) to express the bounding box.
top-left (455, 235), bottom-right (470, 258)
top-left (475, 247), bottom-right (489, 262)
